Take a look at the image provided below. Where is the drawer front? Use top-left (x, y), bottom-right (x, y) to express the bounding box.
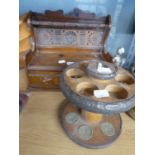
top-left (56, 51), bottom-right (100, 61)
top-left (28, 51), bottom-right (101, 70)
top-left (28, 71), bottom-right (60, 89)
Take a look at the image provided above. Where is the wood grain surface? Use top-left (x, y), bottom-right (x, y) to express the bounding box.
top-left (20, 91), bottom-right (135, 155)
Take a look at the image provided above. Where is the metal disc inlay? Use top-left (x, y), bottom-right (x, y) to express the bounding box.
top-left (65, 112), bottom-right (79, 124)
top-left (78, 125), bottom-right (93, 141)
top-left (100, 122), bottom-right (115, 136)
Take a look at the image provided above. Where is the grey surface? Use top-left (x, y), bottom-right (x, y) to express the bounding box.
top-left (60, 72), bottom-right (135, 114)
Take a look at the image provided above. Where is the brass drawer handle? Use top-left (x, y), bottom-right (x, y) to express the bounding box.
top-left (42, 76), bottom-right (52, 82)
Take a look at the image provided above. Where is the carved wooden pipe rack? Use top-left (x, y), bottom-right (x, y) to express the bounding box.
top-left (20, 8), bottom-right (113, 90)
top-left (60, 60), bottom-right (135, 148)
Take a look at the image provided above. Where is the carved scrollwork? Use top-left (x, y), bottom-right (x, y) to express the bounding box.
top-left (34, 28), bottom-right (103, 49)
top-left (64, 31), bottom-right (77, 45)
top-left (31, 8), bottom-right (111, 49)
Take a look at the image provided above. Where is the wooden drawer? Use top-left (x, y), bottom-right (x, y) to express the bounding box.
top-left (28, 70), bottom-right (60, 89)
top-left (28, 51), bottom-right (101, 71)
top-left (27, 51), bottom-right (102, 89)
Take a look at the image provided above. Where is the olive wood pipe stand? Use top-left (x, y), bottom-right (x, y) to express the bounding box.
top-left (60, 60), bottom-right (135, 149)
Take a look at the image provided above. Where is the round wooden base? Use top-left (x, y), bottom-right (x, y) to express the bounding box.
top-left (60, 101), bottom-right (122, 149)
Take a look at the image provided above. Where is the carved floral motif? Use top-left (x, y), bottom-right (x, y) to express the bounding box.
top-left (34, 28), bottom-right (104, 49)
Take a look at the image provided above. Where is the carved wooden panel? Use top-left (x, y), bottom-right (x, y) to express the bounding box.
top-left (34, 28), bottom-right (104, 49)
top-left (26, 9), bottom-right (112, 89)
top-left (31, 9), bottom-right (111, 51)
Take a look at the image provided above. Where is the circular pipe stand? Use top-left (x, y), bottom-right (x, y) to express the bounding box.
top-left (60, 60), bottom-right (135, 148)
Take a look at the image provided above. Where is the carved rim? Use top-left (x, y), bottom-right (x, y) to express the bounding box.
top-left (60, 73), bottom-right (135, 114)
top-left (60, 60), bottom-right (135, 114)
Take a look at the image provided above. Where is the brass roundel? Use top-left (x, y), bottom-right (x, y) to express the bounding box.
top-left (65, 112), bottom-right (79, 124)
top-left (78, 125), bottom-right (93, 141)
top-left (100, 122), bottom-right (115, 137)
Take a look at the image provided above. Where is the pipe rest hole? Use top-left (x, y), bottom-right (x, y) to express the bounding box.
top-left (70, 75), bottom-right (82, 78)
top-left (76, 82), bottom-right (98, 96)
top-left (66, 68), bottom-right (84, 79)
top-left (105, 84), bottom-right (128, 99)
top-left (115, 74), bottom-right (134, 85)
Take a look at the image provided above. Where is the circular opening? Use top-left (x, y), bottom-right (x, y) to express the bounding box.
top-left (76, 82), bottom-right (98, 96)
top-left (70, 75), bottom-right (82, 78)
top-left (115, 74), bottom-right (134, 85)
top-left (66, 68), bottom-right (84, 79)
top-left (105, 84), bottom-right (128, 99)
